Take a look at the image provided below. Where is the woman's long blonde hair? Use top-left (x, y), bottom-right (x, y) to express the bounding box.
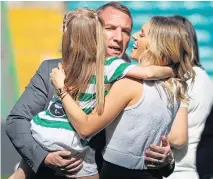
top-left (140, 16), bottom-right (195, 103)
top-left (62, 8), bottom-right (106, 114)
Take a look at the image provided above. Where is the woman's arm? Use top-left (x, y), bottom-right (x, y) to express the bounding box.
top-left (61, 78), bottom-right (136, 139)
top-left (167, 107), bottom-right (188, 149)
top-left (126, 65), bottom-right (174, 80)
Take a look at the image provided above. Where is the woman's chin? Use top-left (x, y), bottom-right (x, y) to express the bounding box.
top-left (130, 54), bottom-right (138, 61)
top-left (130, 53), bottom-right (135, 60)
top-left (130, 50), bottom-right (139, 61)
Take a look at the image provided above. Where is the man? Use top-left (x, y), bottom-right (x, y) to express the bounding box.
top-left (196, 105), bottom-right (213, 179)
top-left (6, 2), bottom-right (174, 178)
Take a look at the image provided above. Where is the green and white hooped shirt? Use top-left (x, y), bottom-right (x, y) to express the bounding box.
top-left (31, 56), bottom-right (136, 146)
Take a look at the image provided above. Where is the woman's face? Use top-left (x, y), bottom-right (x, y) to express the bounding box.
top-left (130, 22), bottom-right (150, 61)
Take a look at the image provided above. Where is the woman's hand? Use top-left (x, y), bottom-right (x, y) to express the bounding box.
top-left (50, 63), bottom-right (66, 89)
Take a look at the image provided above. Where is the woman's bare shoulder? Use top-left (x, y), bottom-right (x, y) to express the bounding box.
top-left (112, 77), bottom-right (143, 94)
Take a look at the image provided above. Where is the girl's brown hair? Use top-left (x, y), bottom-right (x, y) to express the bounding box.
top-left (62, 8), bottom-right (106, 114)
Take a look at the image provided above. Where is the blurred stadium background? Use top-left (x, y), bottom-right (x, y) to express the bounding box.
top-left (1, 1), bottom-right (213, 177)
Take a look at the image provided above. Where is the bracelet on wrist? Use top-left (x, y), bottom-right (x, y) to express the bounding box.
top-left (56, 86), bottom-right (67, 98)
top-left (61, 91), bottom-right (68, 100)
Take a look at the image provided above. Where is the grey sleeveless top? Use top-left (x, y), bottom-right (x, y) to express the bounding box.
top-left (103, 80), bottom-right (180, 169)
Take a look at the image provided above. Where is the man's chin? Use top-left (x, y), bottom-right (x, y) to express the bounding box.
top-left (107, 48), bottom-right (123, 58)
top-left (107, 53), bottom-right (123, 58)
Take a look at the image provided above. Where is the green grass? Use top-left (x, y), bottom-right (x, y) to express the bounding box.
top-left (1, 175), bottom-right (9, 179)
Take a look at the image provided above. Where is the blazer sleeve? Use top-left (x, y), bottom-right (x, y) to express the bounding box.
top-left (157, 160), bottom-right (175, 177)
top-left (5, 60), bottom-right (51, 173)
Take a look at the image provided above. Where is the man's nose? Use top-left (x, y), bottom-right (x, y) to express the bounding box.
top-left (113, 28), bottom-right (122, 42)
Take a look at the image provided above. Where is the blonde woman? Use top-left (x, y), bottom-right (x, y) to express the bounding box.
top-left (51, 16), bottom-right (195, 179)
top-left (167, 15), bottom-right (213, 179)
top-left (10, 9), bottom-right (174, 179)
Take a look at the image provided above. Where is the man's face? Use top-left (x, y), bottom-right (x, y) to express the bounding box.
top-left (100, 7), bottom-right (132, 58)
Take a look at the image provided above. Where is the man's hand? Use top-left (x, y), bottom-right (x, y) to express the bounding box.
top-left (44, 151), bottom-right (83, 178)
top-left (145, 136), bottom-right (174, 169)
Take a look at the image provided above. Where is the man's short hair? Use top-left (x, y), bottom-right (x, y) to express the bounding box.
top-left (96, 1), bottom-right (133, 28)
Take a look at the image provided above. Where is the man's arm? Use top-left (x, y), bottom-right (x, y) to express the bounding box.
top-left (6, 60), bottom-right (50, 173)
top-left (6, 59), bottom-right (83, 177)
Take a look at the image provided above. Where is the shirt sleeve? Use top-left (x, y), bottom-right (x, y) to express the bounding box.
top-left (105, 56), bottom-right (136, 83)
top-left (180, 101), bottom-right (189, 108)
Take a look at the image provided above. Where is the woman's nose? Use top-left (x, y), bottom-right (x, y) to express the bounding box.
top-left (132, 31), bottom-right (140, 40)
